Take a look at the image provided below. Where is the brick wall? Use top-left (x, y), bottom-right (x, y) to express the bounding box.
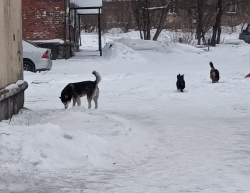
top-left (22, 0), bottom-right (65, 40)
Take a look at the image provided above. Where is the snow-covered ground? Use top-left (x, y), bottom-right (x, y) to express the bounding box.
top-left (1, 30), bottom-right (250, 193)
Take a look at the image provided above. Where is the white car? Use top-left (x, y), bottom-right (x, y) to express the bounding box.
top-left (22, 40), bottom-right (52, 72)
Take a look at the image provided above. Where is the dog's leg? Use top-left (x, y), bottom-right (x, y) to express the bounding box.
top-left (93, 96), bottom-right (98, 109)
top-left (87, 95), bottom-right (92, 109)
top-left (72, 98), bottom-right (76, 107)
top-left (93, 87), bottom-right (99, 109)
top-left (76, 96), bottom-right (81, 106)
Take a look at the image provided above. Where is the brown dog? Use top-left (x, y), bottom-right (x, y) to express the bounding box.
top-left (210, 62), bottom-right (220, 83)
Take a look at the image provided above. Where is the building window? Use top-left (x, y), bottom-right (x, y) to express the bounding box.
top-left (227, 0), bottom-right (237, 13)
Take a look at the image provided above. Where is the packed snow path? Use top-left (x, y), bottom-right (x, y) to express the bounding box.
top-left (1, 37), bottom-right (250, 192)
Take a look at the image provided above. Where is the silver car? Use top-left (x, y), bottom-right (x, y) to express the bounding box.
top-left (239, 24), bottom-right (250, 44)
top-left (22, 40), bottom-right (52, 72)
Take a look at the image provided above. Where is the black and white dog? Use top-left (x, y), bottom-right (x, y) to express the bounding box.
top-left (210, 62), bottom-right (220, 83)
top-left (176, 74), bottom-right (185, 92)
top-left (60, 71), bottom-right (101, 109)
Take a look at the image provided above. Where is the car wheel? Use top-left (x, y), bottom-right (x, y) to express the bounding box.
top-left (23, 60), bottom-right (36, 72)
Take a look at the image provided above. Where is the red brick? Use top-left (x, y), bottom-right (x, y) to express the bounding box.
top-left (22, 0), bottom-right (65, 40)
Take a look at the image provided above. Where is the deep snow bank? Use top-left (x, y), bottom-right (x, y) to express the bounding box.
top-left (116, 37), bottom-right (203, 54)
top-left (0, 122), bottom-right (111, 170)
top-left (102, 41), bottom-right (146, 63)
top-left (116, 37), bottom-right (159, 50)
top-left (104, 38), bottom-right (203, 62)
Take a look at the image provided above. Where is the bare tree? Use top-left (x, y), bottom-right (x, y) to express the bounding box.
top-left (196, 0), bottom-right (205, 45)
top-left (211, 0), bottom-right (250, 46)
top-left (132, 0), bottom-right (171, 40)
top-left (132, 0), bottom-right (151, 40)
top-left (178, 0), bottom-right (217, 45)
top-left (240, 2), bottom-right (250, 31)
top-left (89, 0), bottom-right (250, 44)
top-left (210, 0), bottom-right (223, 46)
top-left (152, 0), bottom-right (173, 40)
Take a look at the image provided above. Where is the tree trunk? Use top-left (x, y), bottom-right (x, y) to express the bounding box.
top-left (139, 30), bottom-right (143, 39)
top-left (197, 0), bottom-right (203, 45)
top-left (145, 0), bottom-right (151, 40)
top-left (210, 0), bottom-right (223, 46)
top-left (153, 7), bottom-right (167, 41)
top-left (153, 29), bottom-right (162, 41)
top-left (143, 8), bottom-right (147, 39)
top-left (216, 27), bottom-right (221, 44)
top-left (146, 8), bottom-right (151, 40)
top-left (197, 27), bottom-right (202, 45)
top-left (131, 0), bottom-right (170, 41)
top-left (211, 26), bottom-right (217, 46)
top-left (132, 1), bottom-right (143, 40)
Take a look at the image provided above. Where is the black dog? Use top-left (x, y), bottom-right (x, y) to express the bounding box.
top-left (60, 71), bottom-right (101, 109)
top-left (176, 74), bottom-right (185, 92)
top-left (210, 62), bottom-right (220, 83)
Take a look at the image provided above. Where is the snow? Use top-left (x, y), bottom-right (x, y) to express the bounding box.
top-left (116, 37), bottom-right (159, 50)
top-left (1, 29), bottom-right (250, 192)
top-left (4, 80), bottom-right (25, 91)
top-left (103, 41), bottom-right (147, 63)
top-left (224, 39), bottom-right (246, 45)
top-left (0, 80), bottom-right (27, 101)
top-left (71, 0), bottom-right (102, 7)
top-left (71, 0), bottom-right (102, 14)
top-left (32, 39), bottom-right (65, 44)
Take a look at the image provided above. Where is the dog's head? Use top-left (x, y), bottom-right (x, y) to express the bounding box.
top-left (177, 74), bottom-right (184, 81)
top-left (60, 84), bottom-right (74, 109)
top-left (59, 94), bottom-right (72, 109)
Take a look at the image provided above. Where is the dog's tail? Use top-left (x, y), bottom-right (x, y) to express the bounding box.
top-left (210, 62), bottom-right (215, 69)
top-left (92, 71), bottom-right (101, 85)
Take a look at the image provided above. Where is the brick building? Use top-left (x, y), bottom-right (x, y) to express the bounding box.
top-left (22, 0), bottom-right (79, 59)
top-left (22, 0), bottom-right (66, 40)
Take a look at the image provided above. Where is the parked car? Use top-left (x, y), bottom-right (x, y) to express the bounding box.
top-left (239, 24), bottom-right (250, 43)
top-left (22, 40), bottom-right (52, 72)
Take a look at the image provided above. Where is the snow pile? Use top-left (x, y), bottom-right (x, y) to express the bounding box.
top-left (32, 39), bottom-right (64, 44)
top-left (107, 28), bottom-right (124, 34)
top-left (5, 80), bottom-right (25, 91)
top-left (219, 32), bottom-right (245, 45)
top-left (155, 41), bottom-right (204, 54)
top-left (171, 43), bottom-right (205, 54)
top-left (105, 29), bottom-right (144, 39)
top-left (0, 80), bottom-right (28, 102)
top-left (116, 37), bottom-right (159, 50)
top-left (1, 28), bottom-right (250, 192)
top-left (115, 37), bottom-right (203, 54)
top-left (154, 40), bottom-right (173, 53)
top-left (0, 123), bottom-right (111, 170)
top-left (223, 39), bottom-right (246, 45)
top-left (103, 41), bottom-right (145, 62)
